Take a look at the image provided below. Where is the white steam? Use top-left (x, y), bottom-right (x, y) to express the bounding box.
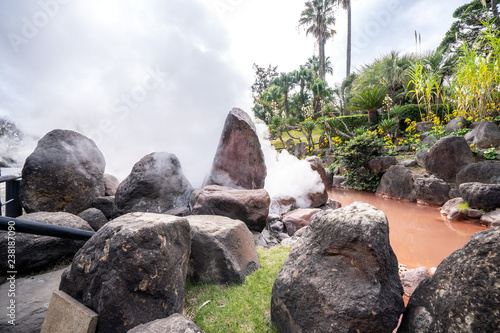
top-left (255, 120), bottom-right (325, 208)
top-left (0, 0), bottom-right (247, 186)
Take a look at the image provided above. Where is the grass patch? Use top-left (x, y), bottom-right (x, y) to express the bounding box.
top-left (458, 201), bottom-right (470, 212)
top-left (184, 245), bottom-right (292, 333)
top-left (269, 128), bottom-right (323, 149)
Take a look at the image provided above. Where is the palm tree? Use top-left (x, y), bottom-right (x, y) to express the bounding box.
top-left (337, 0), bottom-right (352, 78)
top-left (299, 0), bottom-right (336, 80)
top-left (348, 85), bottom-right (388, 124)
top-left (273, 72), bottom-right (297, 118)
top-left (305, 55), bottom-right (334, 78)
top-left (308, 78), bottom-right (334, 116)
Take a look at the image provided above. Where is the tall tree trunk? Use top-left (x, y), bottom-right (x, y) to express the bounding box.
top-left (319, 39), bottom-right (326, 80)
top-left (346, 1), bottom-right (352, 78)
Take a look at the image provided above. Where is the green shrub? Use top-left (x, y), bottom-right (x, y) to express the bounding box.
top-left (338, 132), bottom-right (384, 192)
top-left (398, 104), bottom-right (449, 131)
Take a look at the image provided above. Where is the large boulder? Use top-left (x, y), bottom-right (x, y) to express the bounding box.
top-left (424, 135), bottom-right (474, 183)
top-left (459, 182), bottom-right (500, 210)
top-left (305, 156), bottom-right (329, 207)
top-left (204, 108), bottom-right (266, 189)
top-left (421, 135), bottom-right (437, 147)
top-left (0, 212), bottom-right (93, 274)
top-left (456, 160), bottom-right (500, 186)
top-left (115, 152), bottom-right (193, 214)
top-left (445, 116), bottom-right (468, 133)
top-left (472, 120), bottom-right (500, 148)
top-left (185, 215), bottom-right (260, 284)
top-left (282, 208), bottom-right (322, 236)
top-left (440, 198), bottom-right (468, 221)
top-left (368, 156), bottom-right (398, 175)
top-left (190, 185), bottom-right (270, 231)
top-left (414, 175), bottom-right (451, 206)
top-left (398, 228), bottom-right (500, 332)
top-left (376, 165), bottom-right (416, 202)
top-left (103, 174), bottom-right (120, 196)
top-left (415, 147), bottom-right (429, 168)
top-left (271, 202), bottom-right (404, 333)
top-left (20, 129), bottom-right (105, 214)
top-left (127, 314), bottom-right (204, 333)
top-left (59, 213), bottom-right (191, 333)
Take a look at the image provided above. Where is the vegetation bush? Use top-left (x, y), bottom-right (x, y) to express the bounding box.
top-left (333, 114), bottom-right (369, 131)
top-left (398, 104), bottom-right (449, 131)
top-left (337, 132), bottom-right (384, 192)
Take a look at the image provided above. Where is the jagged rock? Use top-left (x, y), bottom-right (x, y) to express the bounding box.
top-left (445, 116), bottom-right (468, 133)
top-left (269, 195), bottom-right (296, 216)
top-left (204, 108), bottom-right (266, 189)
top-left (115, 152), bottom-right (193, 214)
top-left (472, 120), bottom-right (500, 148)
top-left (416, 147), bottom-right (429, 168)
top-left (185, 215), bottom-right (260, 284)
top-left (20, 129), bottom-right (105, 214)
top-left (0, 268), bottom-right (66, 333)
top-left (424, 136), bottom-right (474, 183)
top-left (421, 134), bottom-right (437, 146)
top-left (271, 202), bottom-right (404, 333)
top-left (103, 174), bottom-right (120, 196)
top-left (91, 196), bottom-right (118, 220)
top-left (415, 121), bottom-right (433, 132)
top-left (440, 198), bottom-right (467, 220)
top-left (398, 228), bottom-right (500, 332)
top-left (456, 161), bottom-right (500, 186)
top-left (459, 182), bottom-right (500, 210)
top-left (164, 206), bottom-right (191, 217)
top-left (480, 209), bottom-right (500, 227)
top-left (282, 208), bottom-right (322, 236)
top-left (77, 208), bottom-right (108, 231)
top-left (59, 213), bottom-right (191, 333)
top-left (190, 185), bottom-right (270, 231)
top-left (269, 221), bottom-right (284, 233)
top-left (376, 165), bottom-right (416, 201)
top-left (127, 314), bottom-right (205, 333)
top-left (0, 212), bottom-right (93, 274)
top-left (321, 198), bottom-right (342, 210)
top-left (305, 156), bottom-right (329, 208)
top-left (368, 156), bottom-right (398, 175)
top-left (414, 175), bottom-right (451, 206)
top-left (400, 267), bottom-right (430, 298)
top-left (465, 208), bottom-right (483, 219)
top-left (448, 188), bottom-right (461, 199)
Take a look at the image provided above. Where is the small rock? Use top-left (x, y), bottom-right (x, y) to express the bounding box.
top-left (415, 121), bottom-right (434, 132)
top-left (399, 159), bottom-right (417, 167)
top-left (414, 175), bottom-right (451, 206)
top-left (421, 135), bottom-right (437, 146)
top-left (77, 208), bottom-right (108, 231)
top-left (103, 174), bottom-right (120, 196)
top-left (460, 182), bottom-right (500, 210)
top-left (395, 145), bottom-right (410, 152)
top-left (127, 314), bottom-right (205, 333)
top-left (400, 267), bottom-right (430, 298)
top-left (416, 148), bottom-right (430, 168)
top-left (480, 209), bottom-right (500, 227)
top-left (320, 198), bottom-right (342, 210)
top-left (368, 156), bottom-right (398, 175)
top-left (441, 198), bottom-right (467, 220)
top-left (472, 120), bottom-right (500, 148)
top-left (376, 165), bottom-right (416, 202)
top-left (331, 176), bottom-right (346, 188)
top-left (465, 208), bottom-right (483, 219)
top-left (445, 116), bottom-right (468, 133)
top-left (269, 221), bottom-right (284, 233)
top-left (269, 195), bottom-right (296, 216)
top-left (278, 233), bottom-right (290, 240)
top-left (91, 196), bottom-right (118, 220)
top-left (282, 208), bottom-right (322, 236)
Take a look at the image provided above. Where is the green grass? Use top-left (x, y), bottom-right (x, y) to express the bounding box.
top-left (184, 246), bottom-right (292, 333)
top-left (269, 128), bottom-right (323, 149)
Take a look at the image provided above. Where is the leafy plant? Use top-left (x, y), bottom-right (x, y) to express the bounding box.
top-left (348, 85), bottom-right (388, 123)
top-left (379, 118), bottom-right (398, 138)
top-left (484, 147), bottom-right (499, 159)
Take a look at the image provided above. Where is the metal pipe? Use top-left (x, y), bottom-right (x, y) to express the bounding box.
top-left (0, 216), bottom-right (95, 241)
top-left (6, 179), bottom-right (22, 217)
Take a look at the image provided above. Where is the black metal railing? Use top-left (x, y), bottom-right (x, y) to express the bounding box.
top-left (0, 170), bottom-right (22, 218)
top-left (0, 216), bottom-right (95, 240)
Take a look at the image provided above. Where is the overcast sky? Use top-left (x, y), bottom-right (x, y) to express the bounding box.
top-left (0, 0), bottom-right (469, 184)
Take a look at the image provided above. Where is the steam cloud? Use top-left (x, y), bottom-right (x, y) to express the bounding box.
top-left (0, 0), bottom-right (247, 186)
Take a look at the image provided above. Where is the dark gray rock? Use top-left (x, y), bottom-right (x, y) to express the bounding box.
top-left (185, 215), bottom-right (260, 284)
top-left (205, 108), bottom-right (266, 189)
top-left (472, 120), bottom-right (500, 148)
top-left (368, 156), bottom-right (398, 175)
top-left (414, 176), bottom-right (451, 206)
top-left (480, 209), bottom-right (500, 227)
top-left (0, 212), bottom-right (93, 274)
top-left (78, 208), bottom-right (108, 231)
top-left (459, 182), bottom-right (500, 210)
top-left (321, 198), bottom-right (342, 210)
top-left (91, 196), bottom-right (118, 220)
top-left (416, 147), bottom-right (430, 168)
top-left (415, 121), bottom-right (433, 132)
top-left (59, 213), bottom-right (191, 333)
top-left (190, 185), bottom-right (270, 231)
top-left (0, 268), bottom-right (66, 333)
top-left (399, 159), bottom-right (417, 167)
top-left (421, 134), bottom-right (437, 146)
top-left (448, 188), bottom-right (461, 199)
top-left (20, 129), bottom-right (105, 214)
top-left (127, 314), bottom-right (205, 333)
top-left (164, 206), bottom-right (191, 217)
top-left (103, 174), bottom-right (120, 196)
top-left (294, 142), bottom-right (307, 159)
top-left (456, 161), bottom-right (500, 186)
top-left (271, 202), bottom-right (404, 333)
top-left (305, 156), bottom-right (329, 208)
top-left (115, 152), bottom-right (193, 214)
top-left (376, 165), bottom-right (416, 202)
top-left (269, 221), bottom-right (284, 233)
top-left (398, 228), bottom-right (500, 333)
top-left (282, 208), bottom-right (322, 236)
top-left (395, 145), bottom-right (410, 152)
top-left (440, 198), bottom-right (467, 220)
top-left (424, 136), bottom-right (474, 183)
top-left (269, 195), bottom-right (296, 216)
top-left (331, 176), bottom-right (346, 188)
top-left (445, 116), bottom-right (468, 133)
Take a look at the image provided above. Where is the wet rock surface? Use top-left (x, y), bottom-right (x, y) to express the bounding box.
top-left (414, 175), bottom-right (451, 206)
top-left (459, 182), bottom-right (500, 211)
top-left (376, 165), bottom-right (416, 202)
top-left (455, 160), bottom-right (500, 186)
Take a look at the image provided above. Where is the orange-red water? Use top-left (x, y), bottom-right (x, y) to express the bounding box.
top-left (329, 188), bottom-right (488, 270)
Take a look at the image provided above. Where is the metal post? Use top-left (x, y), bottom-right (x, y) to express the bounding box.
top-left (6, 179), bottom-right (22, 217)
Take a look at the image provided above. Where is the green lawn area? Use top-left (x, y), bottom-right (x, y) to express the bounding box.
top-left (184, 246), bottom-right (292, 333)
top-left (269, 127), bottom-right (324, 149)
